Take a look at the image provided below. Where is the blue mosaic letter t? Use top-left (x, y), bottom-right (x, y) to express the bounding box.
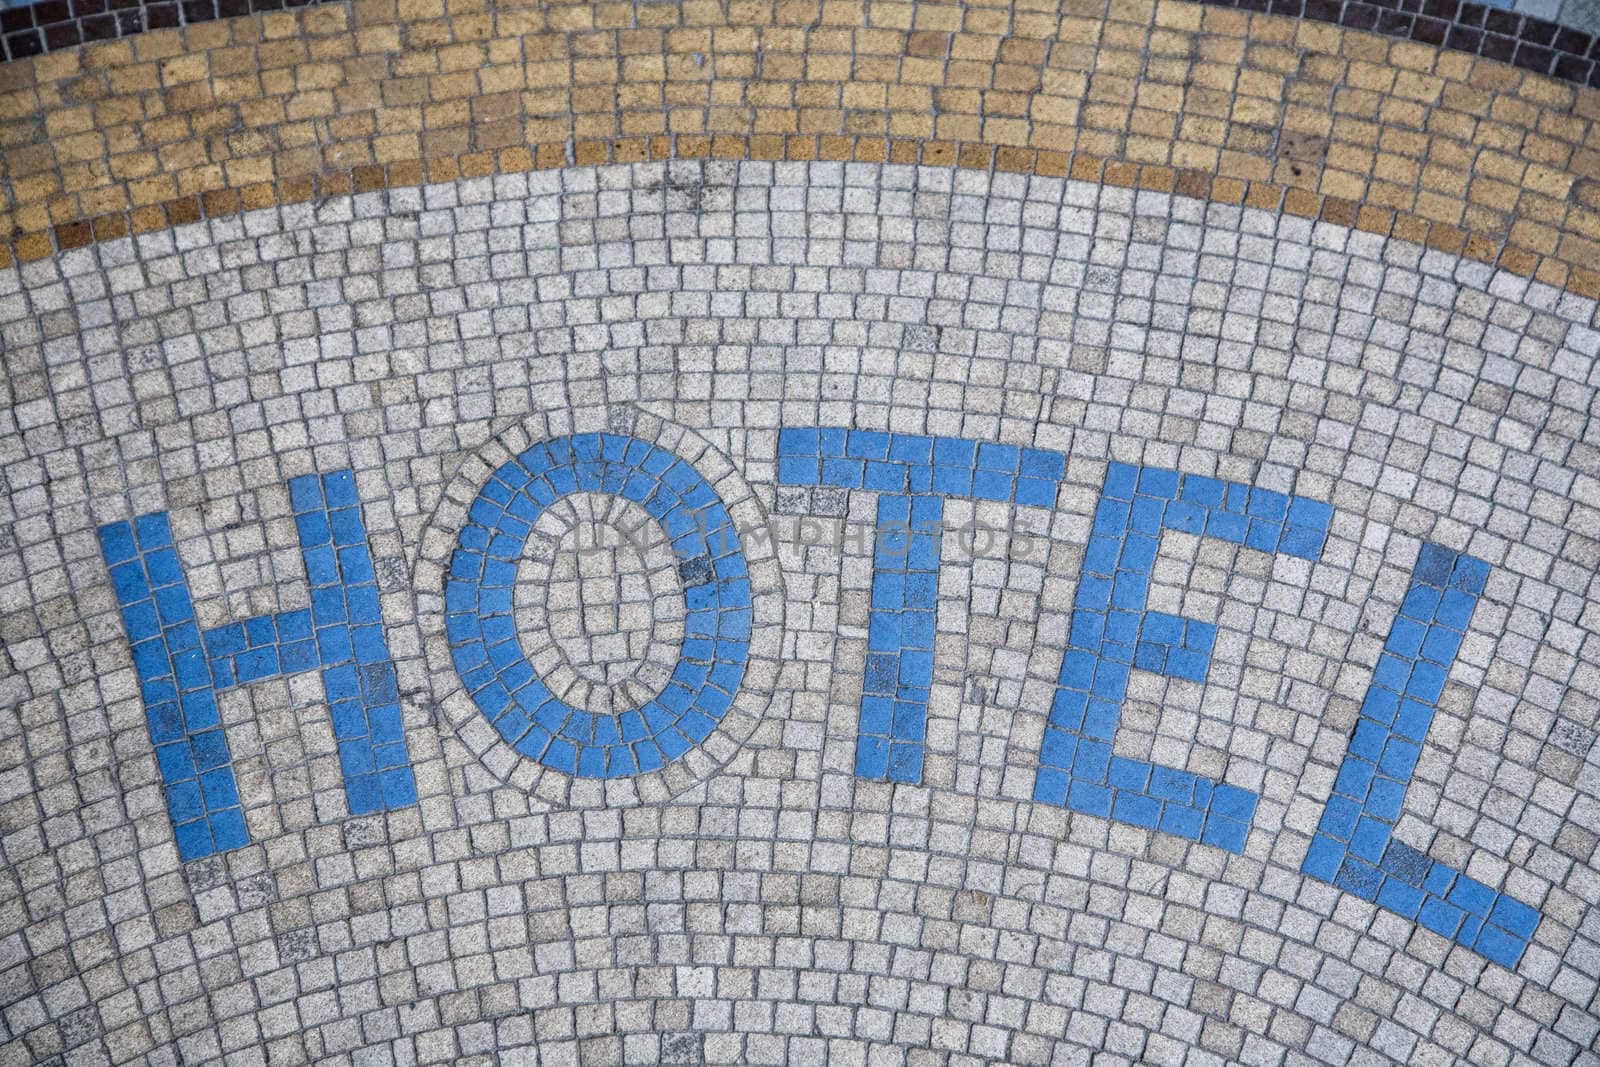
top-left (98, 471), bottom-right (417, 861)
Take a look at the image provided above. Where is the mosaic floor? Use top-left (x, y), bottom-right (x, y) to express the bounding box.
top-left (2, 1), bottom-right (1600, 1064)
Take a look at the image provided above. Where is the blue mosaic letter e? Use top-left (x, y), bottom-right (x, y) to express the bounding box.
top-left (1032, 463), bottom-right (1333, 852)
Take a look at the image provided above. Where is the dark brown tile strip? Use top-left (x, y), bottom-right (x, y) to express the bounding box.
top-left (0, 0), bottom-right (329, 61)
top-left (1200, 0), bottom-right (1599, 87)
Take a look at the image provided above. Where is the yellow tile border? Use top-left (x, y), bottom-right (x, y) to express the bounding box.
top-left (3, 0), bottom-right (1598, 299)
top-left (4, 133), bottom-right (1596, 299)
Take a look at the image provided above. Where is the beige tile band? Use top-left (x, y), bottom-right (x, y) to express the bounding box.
top-left (1, 0), bottom-right (1597, 295)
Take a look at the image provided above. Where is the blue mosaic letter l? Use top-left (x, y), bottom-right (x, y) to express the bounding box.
top-left (99, 470), bottom-right (417, 861)
top-left (1301, 544), bottom-right (1543, 967)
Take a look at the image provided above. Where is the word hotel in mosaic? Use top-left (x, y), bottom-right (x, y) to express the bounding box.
top-left (98, 428), bottom-right (1542, 969)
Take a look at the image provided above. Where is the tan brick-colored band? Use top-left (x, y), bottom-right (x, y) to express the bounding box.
top-left (2, 0), bottom-right (1597, 295)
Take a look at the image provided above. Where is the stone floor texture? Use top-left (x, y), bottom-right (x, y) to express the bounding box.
top-left (1, 0), bottom-right (1597, 76)
top-left (1, 2), bottom-right (1600, 1067)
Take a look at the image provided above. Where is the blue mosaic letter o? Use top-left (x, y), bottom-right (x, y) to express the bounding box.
top-left (444, 434), bottom-right (753, 779)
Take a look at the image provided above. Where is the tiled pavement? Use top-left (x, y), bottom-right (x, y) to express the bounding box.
top-left (2, 153), bottom-right (1597, 1066)
top-left (2, 2), bottom-right (1600, 1066)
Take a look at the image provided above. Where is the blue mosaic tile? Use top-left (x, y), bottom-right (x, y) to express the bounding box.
top-left (776, 430), bottom-right (1072, 783)
top-left (99, 516), bottom-right (245, 862)
top-left (779, 430), bottom-right (1069, 509)
top-left (98, 470), bottom-right (418, 861)
top-left (1301, 544), bottom-right (1543, 966)
top-left (1032, 463), bottom-right (1333, 852)
top-left (764, 427), bottom-right (1540, 967)
top-left (445, 434), bottom-right (753, 779)
top-left (853, 494), bottom-right (942, 783)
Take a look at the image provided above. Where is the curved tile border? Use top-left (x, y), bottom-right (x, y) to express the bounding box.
top-left (2, 0), bottom-right (1597, 87)
top-left (9, 134), bottom-right (1600, 300)
top-left (2, 0), bottom-right (1597, 293)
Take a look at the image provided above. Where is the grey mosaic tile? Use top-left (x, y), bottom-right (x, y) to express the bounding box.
top-left (0, 161), bottom-right (1596, 1066)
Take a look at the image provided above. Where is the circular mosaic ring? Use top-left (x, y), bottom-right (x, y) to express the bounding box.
top-left (414, 408), bottom-right (783, 808)
top-left (444, 432), bottom-right (753, 779)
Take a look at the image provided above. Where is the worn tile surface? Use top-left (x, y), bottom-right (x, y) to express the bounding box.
top-left (0, 158), bottom-right (1597, 1065)
top-left (3, 0), bottom-right (1600, 1063)
top-left (3, 0), bottom-right (1600, 296)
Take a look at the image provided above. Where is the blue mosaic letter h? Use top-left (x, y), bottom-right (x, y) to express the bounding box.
top-left (98, 470), bottom-right (417, 862)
